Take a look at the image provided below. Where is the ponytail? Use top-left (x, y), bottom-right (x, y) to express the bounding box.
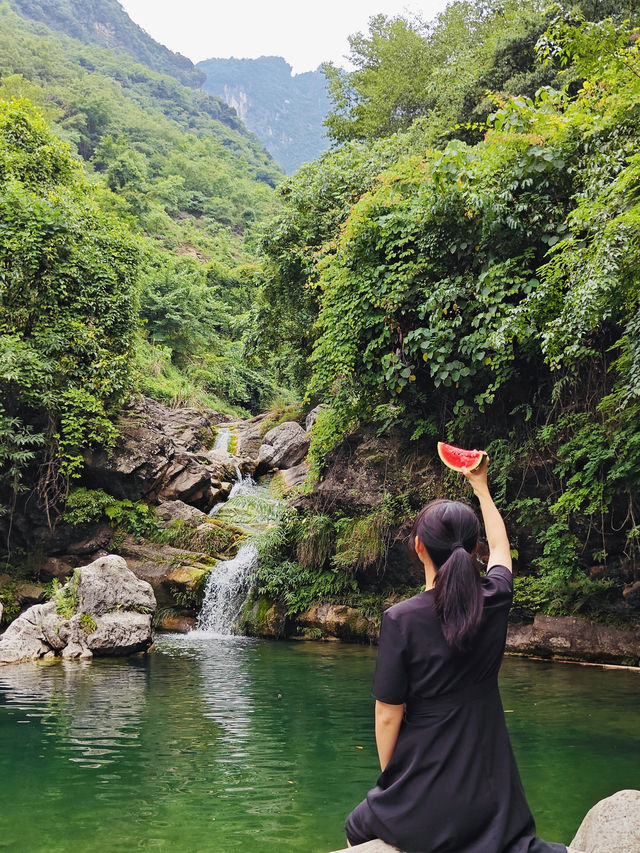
top-left (411, 499), bottom-right (483, 652)
top-left (434, 548), bottom-right (483, 651)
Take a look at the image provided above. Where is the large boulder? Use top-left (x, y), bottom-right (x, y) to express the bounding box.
top-left (83, 396), bottom-right (229, 507)
top-left (256, 421), bottom-right (310, 472)
top-left (156, 500), bottom-right (210, 525)
top-left (569, 789), bottom-right (640, 852)
top-left (0, 555), bottom-right (156, 665)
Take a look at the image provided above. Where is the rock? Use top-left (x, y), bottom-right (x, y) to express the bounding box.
top-left (0, 602), bottom-right (3, 624)
top-left (330, 841), bottom-right (401, 852)
top-left (116, 537), bottom-right (220, 610)
top-left (506, 614), bottom-right (640, 666)
top-left (256, 421), bottom-right (310, 472)
top-left (297, 603), bottom-right (379, 643)
top-left (155, 615), bottom-right (196, 633)
top-left (83, 396), bottom-right (228, 505)
top-left (156, 500), bottom-right (209, 525)
top-left (570, 789), bottom-right (640, 853)
top-left (38, 557), bottom-right (76, 581)
top-left (77, 555), bottom-right (156, 616)
top-left (0, 555), bottom-right (156, 666)
top-left (305, 404), bottom-right (326, 432)
top-left (0, 602), bottom-right (55, 664)
top-left (278, 462), bottom-right (309, 491)
top-left (622, 581), bottom-right (640, 610)
top-left (240, 596), bottom-right (288, 639)
top-left (85, 612), bottom-right (153, 656)
top-left (15, 583), bottom-right (46, 607)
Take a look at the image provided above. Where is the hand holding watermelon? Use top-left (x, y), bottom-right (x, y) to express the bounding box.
top-left (437, 442), bottom-right (489, 495)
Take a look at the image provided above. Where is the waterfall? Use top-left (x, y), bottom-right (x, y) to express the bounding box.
top-left (194, 543), bottom-right (258, 637)
top-left (211, 426), bottom-right (231, 453)
top-left (195, 471), bottom-right (283, 637)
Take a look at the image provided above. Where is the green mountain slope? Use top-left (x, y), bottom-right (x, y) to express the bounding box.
top-left (198, 56), bottom-right (330, 173)
top-left (7, 0), bottom-right (205, 87)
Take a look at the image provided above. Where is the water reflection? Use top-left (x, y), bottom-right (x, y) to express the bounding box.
top-left (0, 643), bottom-right (638, 853)
top-left (0, 659), bottom-right (147, 769)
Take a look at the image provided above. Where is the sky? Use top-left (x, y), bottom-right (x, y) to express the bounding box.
top-left (119, 0), bottom-right (451, 74)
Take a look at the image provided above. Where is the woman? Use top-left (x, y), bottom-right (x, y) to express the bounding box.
top-left (345, 458), bottom-right (565, 853)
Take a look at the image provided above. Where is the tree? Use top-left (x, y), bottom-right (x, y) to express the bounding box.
top-left (0, 99), bottom-right (140, 531)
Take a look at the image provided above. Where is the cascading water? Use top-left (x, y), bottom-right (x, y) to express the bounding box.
top-left (194, 472), bottom-right (283, 637)
top-left (195, 542), bottom-right (258, 636)
top-left (211, 425), bottom-right (232, 453)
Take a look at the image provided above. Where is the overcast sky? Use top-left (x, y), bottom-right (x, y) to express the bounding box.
top-left (119, 0), bottom-right (451, 74)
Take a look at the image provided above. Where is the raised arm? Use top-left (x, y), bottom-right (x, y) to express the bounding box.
top-left (463, 457), bottom-right (512, 573)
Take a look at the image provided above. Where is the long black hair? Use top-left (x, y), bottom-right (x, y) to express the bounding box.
top-left (411, 499), bottom-right (482, 651)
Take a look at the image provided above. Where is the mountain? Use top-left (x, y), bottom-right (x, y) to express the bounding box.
top-left (6, 0), bottom-right (205, 87)
top-left (198, 56), bottom-right (331, 174)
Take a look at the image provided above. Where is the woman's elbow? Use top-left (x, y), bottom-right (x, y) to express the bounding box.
top-left (375, 701), bottom-right (404, 726)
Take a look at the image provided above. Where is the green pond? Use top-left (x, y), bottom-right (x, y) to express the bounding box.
top-left (0, 638), bottom-right (638, 852)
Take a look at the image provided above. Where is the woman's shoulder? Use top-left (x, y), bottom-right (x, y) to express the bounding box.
top-left (481, 564), bottom-right (513, 599)
top-left (384, 590), bottom-right (434, 624)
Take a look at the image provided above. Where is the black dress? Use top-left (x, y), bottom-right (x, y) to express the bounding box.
top-left (345, 565), bottom-right (566, 853)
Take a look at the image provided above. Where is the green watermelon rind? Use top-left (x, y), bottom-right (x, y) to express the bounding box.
top-left (437, 441), bottom-right (487, 473)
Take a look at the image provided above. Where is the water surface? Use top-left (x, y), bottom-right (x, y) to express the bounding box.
top-left (0, 639), bottom-right (638, 852)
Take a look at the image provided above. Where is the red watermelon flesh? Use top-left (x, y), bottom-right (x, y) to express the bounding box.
top-left (437, 441), bottom-right (487, 472)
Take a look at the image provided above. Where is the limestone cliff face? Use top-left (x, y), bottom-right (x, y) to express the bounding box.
top-left (198, 56), bottom-right (330, 173)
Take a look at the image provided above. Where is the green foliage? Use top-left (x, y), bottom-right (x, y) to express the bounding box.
top-left (62, 487), bottom-right (162, 539)
top-left (333, 512), bottom-right (389, 574)
top-left (53, 568), bottom-right (80, 618)
top-left (163, 519), bottom-right (245, 559)
top-left (0, 99), bottom-right (141, 524)
top-left (255, 508), bottom-right (359, 615)
top-left (0, 578), bottom-right (19, 623)
top-left (79, 611), bottom-right (97, 634)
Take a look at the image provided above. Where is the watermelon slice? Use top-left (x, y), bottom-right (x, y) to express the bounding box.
top-left (437, 441), bottom-right (487, 473)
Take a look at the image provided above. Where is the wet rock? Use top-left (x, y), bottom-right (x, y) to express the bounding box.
top-left (256, 421), bottom-right (310, 472)
top-left (35, 522), bottom-right (113, 558)
top-left (0, 555), bottom-right (156, 665)
top-left (230, 413), bottom-right (271, 460)
top-left (240, 596), bottom-right (288, 639)
top-left (156, 500), bottom-right (209, 526)
top-left (622, 581), bottom-right (640, 611)
top-left (506, 614), bottom-right (640, 666)
top-left (155, 615), bottom-right (196, 633)
top-left (569, 789), bottom-right (640, 853)
top-left (117, 537), bottom-right (215, 609)
top-left (297, 603), bottom-right (379, 643)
